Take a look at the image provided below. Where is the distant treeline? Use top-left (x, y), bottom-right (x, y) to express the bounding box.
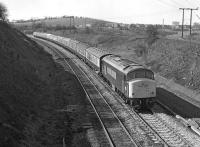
top-left (14, 22), bottom-right (77, 34)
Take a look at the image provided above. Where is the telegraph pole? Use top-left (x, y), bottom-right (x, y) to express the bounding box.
top-left (190, 9), bottom-right (192, 35)
top-left (73, 16), bottom-right (75, 28)
top-left (69, 17), bottom-right (71, 33)
top-left (189, 8), bottom-right (198, 35)
top-left (179, 8), bottom-right (185, 38)
top-left (179, 8), bottom-right (198, 38)
top-left (65, 16), bottom-right (75, 33)
top-left (85, 17), bottom-right (86, 28)
top-left (162, 18), bottom-right (164, 30)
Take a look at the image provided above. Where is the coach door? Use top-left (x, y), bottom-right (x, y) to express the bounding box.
top-left (102, 65), bottom-right (107, 75)
top-left (122, 80), bottom-right (124, 93)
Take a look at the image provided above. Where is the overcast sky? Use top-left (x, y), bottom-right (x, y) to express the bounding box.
top-left (1, 0), bottom-right (200, 24)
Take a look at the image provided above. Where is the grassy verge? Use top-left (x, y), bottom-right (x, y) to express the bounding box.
top-left (0, 22), bottom-right (90, 147)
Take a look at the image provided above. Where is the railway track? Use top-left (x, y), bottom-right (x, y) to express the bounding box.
top-left (69, 49), bottom-right (197, 147)
top-left (139, 112), bottom-right (190, 147)
top-left (150, 102), bottom-right (200, 147)
top-left (33, 36), bottom-right (199, 147)
top-left (34, 37), bottom-right (138, 147)
top-left (84, 64), bottom-right (190, 147)
top-left (35, 37), bottom-right (169, 147)
top-left (106, 85), bottom-right (196, 147)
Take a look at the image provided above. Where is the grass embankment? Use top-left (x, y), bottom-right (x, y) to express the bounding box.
top-left (0, 22), bottom-right (90, 147)
top-left (49, 29), bottom-right (200, 92)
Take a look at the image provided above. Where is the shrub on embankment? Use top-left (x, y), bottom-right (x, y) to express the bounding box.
top-left (0, 22), bottom-right (88, 146)
top-left (56, 29), bottom-right (200, 92)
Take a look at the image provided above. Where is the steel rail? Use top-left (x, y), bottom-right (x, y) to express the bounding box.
top-left (34, 37), bottom-right (138, 147)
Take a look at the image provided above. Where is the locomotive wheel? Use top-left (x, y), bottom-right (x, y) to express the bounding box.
top-left (141, 99), bottom-right (146, 106)
top-left (130, 100), bottom-right (134, 106)
top-left (147, 98), bottom-right (155, 108)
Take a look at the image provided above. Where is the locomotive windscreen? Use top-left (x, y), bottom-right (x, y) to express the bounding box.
top-left (126, 69), bottom-right (154, 81)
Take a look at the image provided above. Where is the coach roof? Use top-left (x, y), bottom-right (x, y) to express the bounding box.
top-left (103, 54), bottom-right (145, 74)
top-left (77, 42), bottom-right (90, 49)
top-left (86, 47), bottom-right (111, 58)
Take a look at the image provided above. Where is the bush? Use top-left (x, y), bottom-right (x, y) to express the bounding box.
top-left (0, 3), bottom-right (8, 21)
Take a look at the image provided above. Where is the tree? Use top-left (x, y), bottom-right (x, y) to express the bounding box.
top-left (0, 3), bottom-right (8, 21)
top-left (85, 26), bottom-right (90, 34)
top-left (135, 25), bottom-right (159, 65)
top-left (145, 25), bottom-right (158, 47)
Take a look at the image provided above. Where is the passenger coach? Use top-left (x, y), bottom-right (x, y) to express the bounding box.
top-left (85, 47), bottom-right (111, 71)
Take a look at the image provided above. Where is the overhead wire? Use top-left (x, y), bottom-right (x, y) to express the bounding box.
top-left (154, 0), bottom-right (179, 9)
top-left (186, 0), bottom-right (199, 8)
top-left (136, 9), bottom-right (179, 17)
top-left (100, 0), bottom-right (186, 24)
top-left (185, 1), bottom-right (200, 24)
top-left (101, 9), bottom-right (179, 20)
top-left (196, 13), bottom-right (200, 20)
top-left (156, 0), bottom-right (198, 9)
top-left (169, 0), bottom-right (187, 7)
top-left (194, 11), bottom-right (200, 22)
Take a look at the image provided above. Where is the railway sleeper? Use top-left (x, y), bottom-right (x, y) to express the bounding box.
top-left (124, 98), bottom-right (154, 110)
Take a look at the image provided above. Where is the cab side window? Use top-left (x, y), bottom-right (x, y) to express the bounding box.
top-left (145, 71), bottom-right (154, 79)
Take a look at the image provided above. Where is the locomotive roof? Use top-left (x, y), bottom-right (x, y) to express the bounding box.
top-left (103, 55), bottom-right (146, 74)
top-left (86, 47), bottom-right (111, 58)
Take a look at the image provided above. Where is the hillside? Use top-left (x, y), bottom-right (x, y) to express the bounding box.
top-left (15, 16), bottom-right (107, 26)
top-left (0, 22), bottom-right (90, 147)
top-left (14, 16), bottom-right (110, 32)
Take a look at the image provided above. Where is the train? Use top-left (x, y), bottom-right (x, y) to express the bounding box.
top-left (33, 32), bottom-right (156, 109)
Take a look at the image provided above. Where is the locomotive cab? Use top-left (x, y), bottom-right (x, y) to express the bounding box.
top-left (125, 69), bottom-right (156, 108)
top-left (127, 79), bottom-right (156, 98)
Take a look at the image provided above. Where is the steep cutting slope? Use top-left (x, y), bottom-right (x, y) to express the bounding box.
top-left (0, 22), bottom-right (89, 147)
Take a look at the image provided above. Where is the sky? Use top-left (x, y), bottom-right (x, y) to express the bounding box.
top-left (1, 0), bottom-right (200, 24)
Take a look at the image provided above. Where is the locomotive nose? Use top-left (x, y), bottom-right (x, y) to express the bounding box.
top-left (128, 79), bottom-right (156, 98)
